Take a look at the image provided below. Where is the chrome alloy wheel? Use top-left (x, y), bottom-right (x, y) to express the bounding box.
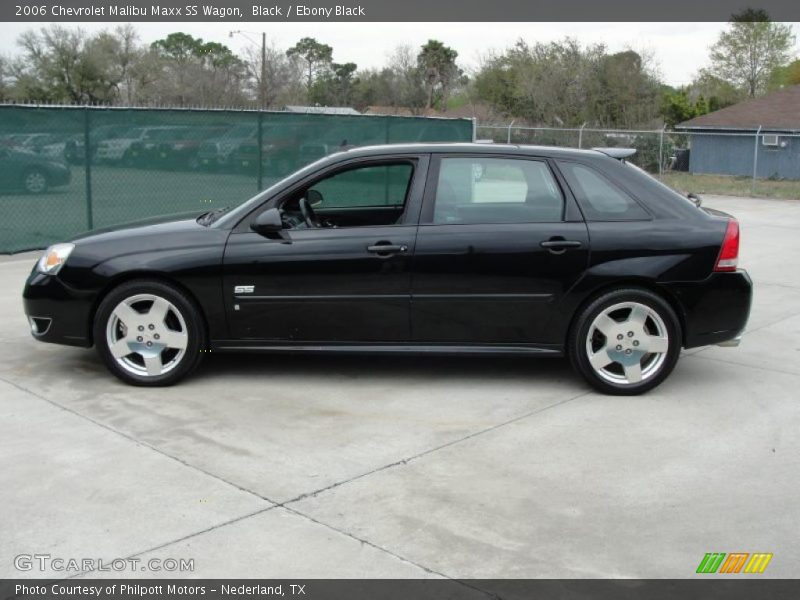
top-left (105, 293), bottom-right (189, 377)
top-left (585, 301), bottom-right (669, 386)
top-left (25, 171), bottom-right (47, 193)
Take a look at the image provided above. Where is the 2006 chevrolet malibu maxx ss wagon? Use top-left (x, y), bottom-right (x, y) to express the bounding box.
top-left (23, 143), bottom-right (752, 394)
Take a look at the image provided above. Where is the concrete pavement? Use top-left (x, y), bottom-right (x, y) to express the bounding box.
top-left (1, 195), bottom-right (798, 579)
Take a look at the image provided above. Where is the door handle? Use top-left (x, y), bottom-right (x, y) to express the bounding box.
top-left (540, 239), bottom-right (582, 254)
top-left (367, 243), bottom-right (408, 256)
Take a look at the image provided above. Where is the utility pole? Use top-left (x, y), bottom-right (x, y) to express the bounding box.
top-left (261, 32), bottom-right (267, 110)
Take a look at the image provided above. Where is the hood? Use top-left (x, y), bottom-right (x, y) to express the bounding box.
top-left (70, 210), bottom-right (207, 244)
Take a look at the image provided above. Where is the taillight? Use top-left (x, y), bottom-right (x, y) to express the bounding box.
top-left (714, 219), bottom-right (740, 272)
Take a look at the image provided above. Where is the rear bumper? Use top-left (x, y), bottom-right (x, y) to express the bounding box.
top-left (22, 270), bottom-right (93, 348)
top-left (663, 269), bottom-right (753, 349)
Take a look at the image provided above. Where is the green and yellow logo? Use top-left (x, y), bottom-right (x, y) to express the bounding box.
top-left (696, 552), bottom-right (773, 574)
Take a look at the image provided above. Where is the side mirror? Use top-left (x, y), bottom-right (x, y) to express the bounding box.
top-left (250, 208), bottom-right (284, 237)
top-left (687, 192), bottom-right (702, 207)
top-left (307, 189), bottom-right (323, 206)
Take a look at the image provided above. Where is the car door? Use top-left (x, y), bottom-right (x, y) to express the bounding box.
top-left (222, 155), bottom-right (428, 343)
top-left (410, 154), bottom-right (589, 346)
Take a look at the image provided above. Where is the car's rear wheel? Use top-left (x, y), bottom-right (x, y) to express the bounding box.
top-left (569, 288), bottom-right (681, 395)
top-left (94, 280), bottom-right (205, 386)
top-left (23, 169), bottom-right (48, 194)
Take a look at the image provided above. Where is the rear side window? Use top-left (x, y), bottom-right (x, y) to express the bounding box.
top-left (559, 162), bottom-right (650, 221)
top-left (432, 157), bottom-right (564, 224)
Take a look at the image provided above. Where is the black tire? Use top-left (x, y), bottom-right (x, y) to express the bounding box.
top-left (568, 287), bottom-right (682, 395)
top-left (22, 168), bottom-right (49, 194)
top-left (93, 280), bottom-right (206, 386)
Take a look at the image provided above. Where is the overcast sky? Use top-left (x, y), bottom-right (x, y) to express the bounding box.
top-left (1, 21), bottom-right (798, 87)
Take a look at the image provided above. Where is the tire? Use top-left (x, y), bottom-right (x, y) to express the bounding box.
top-left (568, 288), bottom-right (682, 395)
top-left (93, 280), bottom-right (206, 386)
top-left (23, 169), bottom-right (49, 194)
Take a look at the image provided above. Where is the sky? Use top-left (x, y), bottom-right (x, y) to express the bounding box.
top-left (1, 21), bottom-right (799, 87)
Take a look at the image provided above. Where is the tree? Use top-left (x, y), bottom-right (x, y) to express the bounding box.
top-left (104, 25), bottom-right (143, 104)
top-left (286, 37), bottom-right (333, 91)
top-left (688, 71), bottom-right (743, 112)
top-left (708, 9), bottom-right (795, 97)
top-left (0, 56), bottom-right (9, 100)
top-left (310, 61), bottom-right (358, 106)
top-left (594, 50), bottom-right (661, 128)
top-left (14, 25), bottom-right (122, 103)
top-left (241, 42), bottom-right (304, 108)
top-left (473, 39), bottom-right (660, 128)
top-left (768, 59), bottom-right (800, 91)
top-left (660, 88), bottom-right (713, 128)
top-left (417, 40), bottom-right (460, 110)
top-left (149, 33), bottom-right (246, 106)
top-left (350, 46), bottom-right (426, 112)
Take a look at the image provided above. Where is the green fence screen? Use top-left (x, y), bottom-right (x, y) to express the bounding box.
top-left (0, 105), bottom-right (473, 253)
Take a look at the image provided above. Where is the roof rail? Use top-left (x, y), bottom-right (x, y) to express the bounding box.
top-left (592, 147), bottom-right (637, 160)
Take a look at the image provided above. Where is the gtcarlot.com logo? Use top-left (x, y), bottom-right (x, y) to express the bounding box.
top-left (696, 552), bottom-right (773, 574)
top-left (14, 554), bottom-right (194, 573)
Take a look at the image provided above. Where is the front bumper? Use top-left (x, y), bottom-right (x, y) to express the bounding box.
top-left (23, 269), bottom-right (93, 348)
top-left (663, 269), bottom-right (753, 349)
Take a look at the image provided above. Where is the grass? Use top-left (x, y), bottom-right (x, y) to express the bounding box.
top-left (660, 172), bottom-right (800, 200)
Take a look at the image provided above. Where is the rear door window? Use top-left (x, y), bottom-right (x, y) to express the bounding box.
top-left (431, 157), bottom-right (564, 224)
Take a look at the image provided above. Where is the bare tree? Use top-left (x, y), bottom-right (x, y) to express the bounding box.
top-left (241, 42), bottom-right (305, 107)
top-left (15, 25), bottom-right (122, 103)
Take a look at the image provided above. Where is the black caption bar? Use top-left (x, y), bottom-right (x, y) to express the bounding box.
top-left (3, 580), bottom-right (800, 600)
top-left (2, 0), bottom-right (800, 22)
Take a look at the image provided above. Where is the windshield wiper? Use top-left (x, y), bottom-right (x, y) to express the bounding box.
top-left (197, 206), bottom-right (230, 226)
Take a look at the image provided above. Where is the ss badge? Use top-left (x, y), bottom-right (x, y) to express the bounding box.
top-left (234, 285), bottom-right (255, 294)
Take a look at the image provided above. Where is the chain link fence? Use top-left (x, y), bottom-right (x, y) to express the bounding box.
top-left (476, 124), bottom-right (800, 198)
top-left (477, 124), bottom-right (694, 175)
top-left (0, 105), bottom-right (473, 253)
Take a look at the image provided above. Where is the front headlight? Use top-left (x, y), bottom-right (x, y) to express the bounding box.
top-left (37, 243), bottom-right (75, 275)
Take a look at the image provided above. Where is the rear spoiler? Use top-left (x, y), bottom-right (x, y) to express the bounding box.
top-left (592, 148), bottom-right (636, 160)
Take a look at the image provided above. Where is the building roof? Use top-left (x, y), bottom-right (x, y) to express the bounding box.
top-left (677, 85), bottom-right (800, 132)
top-left (283, 106), bottom-right (360, 115)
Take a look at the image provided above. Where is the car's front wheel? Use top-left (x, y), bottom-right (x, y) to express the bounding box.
top-left (94, 280), bottom-right (205, 386)
top-left (569, 288), bottom-right (681, 395)
top-left (23, 169), bottom-right (49, 194)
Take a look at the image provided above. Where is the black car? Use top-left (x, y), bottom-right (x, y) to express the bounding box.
top-left (129, 127), bottom-right (228, 170)
top-left (23, 143), bottom-right (751, 394)
top-left (0, 146), bottom-right (71, 194)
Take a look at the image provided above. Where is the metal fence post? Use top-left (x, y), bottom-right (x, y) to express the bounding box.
top-left (507, 120), bottom-right (515, 144)
top-left (256, 110), bottom-right (264, 192)
top-left (752, 125), bottom-right (762, 195)
top-left (578, 123), bottom-right (586, 148)
top-left (658, 125), bottom-right (666, 178)
top-left (83, 107), bottom-right (94, 230)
